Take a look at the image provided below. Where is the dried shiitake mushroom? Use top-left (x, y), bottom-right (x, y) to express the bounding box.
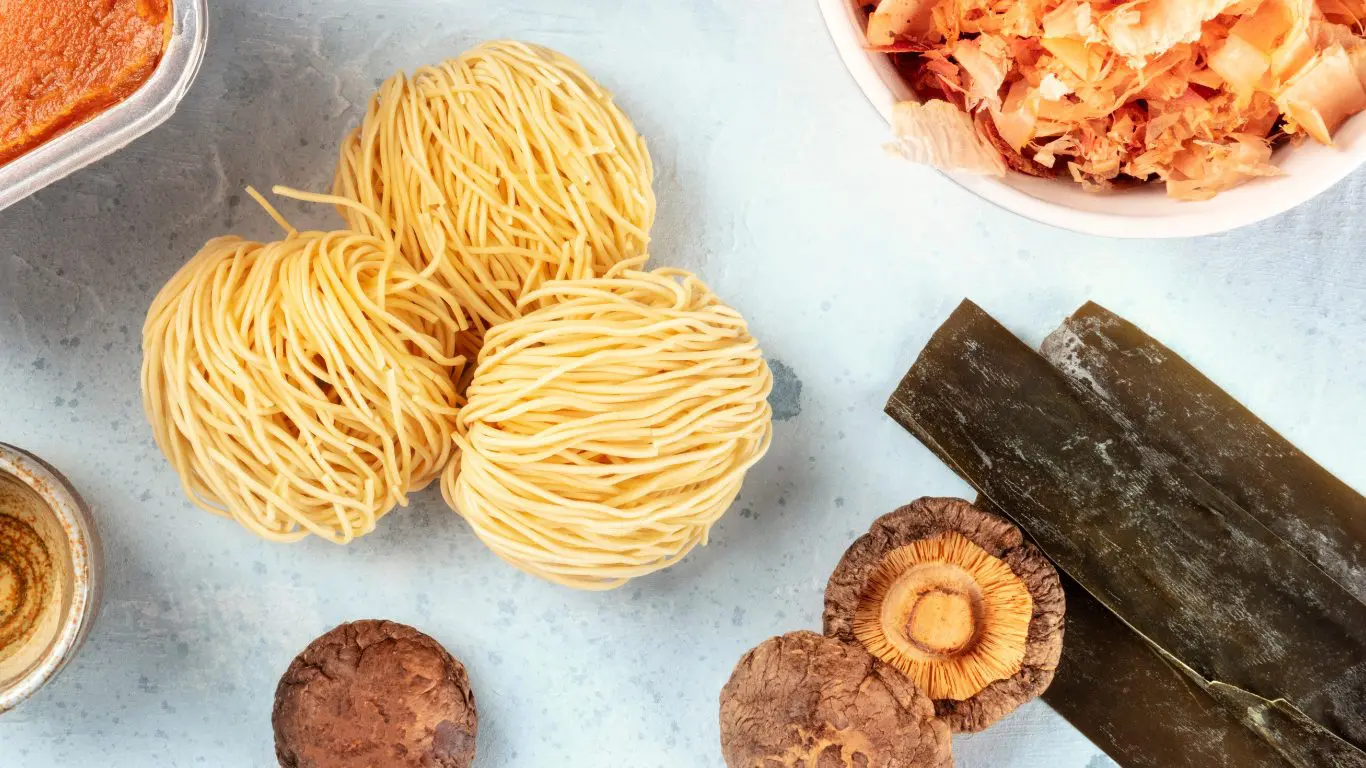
top-left (719, 631), bottom-right (953, 768)
top-left (273, 620), bottom-right (478, 768)
top-left (824, 498), bottom-right (1065, 733)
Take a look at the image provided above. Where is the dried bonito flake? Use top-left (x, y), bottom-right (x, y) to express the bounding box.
top-left (864, 0), bottom-right (1366, 199)
top-left (890, 100), bottom-right (1009, 175)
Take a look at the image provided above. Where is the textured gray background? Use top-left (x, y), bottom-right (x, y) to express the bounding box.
top-left (2, 1), bottom-right (1364, 766)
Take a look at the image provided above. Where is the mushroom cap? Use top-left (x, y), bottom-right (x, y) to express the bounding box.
top-left (719, 631), bottom-right (953, 768)
top-left (824, 498), bottom-right (1065, 733)
top-left (273, 620), bottom-right (477, 768)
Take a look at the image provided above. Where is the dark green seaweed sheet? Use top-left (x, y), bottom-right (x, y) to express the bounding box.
top-left (1039, 301), bottom-right (1366, 603)
top-left (988, 491), bottom-right (1362, 768)
top-left (886, 300), bottom-right (1366, 766)
top-left (1033, 303), bottom-right (1366, 768)
top-left (980, 501), bottom-right (1294, 767)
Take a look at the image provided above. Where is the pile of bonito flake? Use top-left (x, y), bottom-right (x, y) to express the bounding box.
top-left (869, 0), bottom-right (1366, 199)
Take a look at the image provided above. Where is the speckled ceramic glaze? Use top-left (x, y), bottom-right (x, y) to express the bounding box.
top-left (0, 443), bottom-right (102, 713)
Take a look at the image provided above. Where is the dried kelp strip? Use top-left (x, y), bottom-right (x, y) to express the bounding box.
top-left (1034, 302), bottom-right (1366, 767)
top-left (885, 300), bottom-right (1366, 760)
top-left (1039, 301), bottom-right (1366, 604)
top-left (1055, 585), bottom-right (1292, 761)
top-left (975, 497), bottom-right (1296, 768)
top-left (1203, 679), bottom-right (1366, 768)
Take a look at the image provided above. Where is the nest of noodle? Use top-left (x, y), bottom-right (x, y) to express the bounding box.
top-left (866, 0), bottom-right (1366, 199)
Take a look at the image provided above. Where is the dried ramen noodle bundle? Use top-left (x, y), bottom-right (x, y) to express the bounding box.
top-left (334, 40), bottom-right (656, 344)
top-left (442, 261), bottom-right (774, 590)
top-left (142, 190), bottom-right (468, 543)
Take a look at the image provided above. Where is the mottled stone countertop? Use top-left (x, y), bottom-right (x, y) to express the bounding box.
top-left (2, 1), bottom-right (1363, 766)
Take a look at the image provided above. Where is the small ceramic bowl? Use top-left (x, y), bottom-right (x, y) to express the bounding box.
top-left (817, 0), bottom-right (1366, 238)
top-left (0, 443), bottom-right (102, 713)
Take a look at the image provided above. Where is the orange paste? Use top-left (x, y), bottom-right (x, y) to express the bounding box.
top-left (0, 0), bottom-right (172, 166)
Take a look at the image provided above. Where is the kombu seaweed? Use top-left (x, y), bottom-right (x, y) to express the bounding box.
top-left (1039, 301), bottom-right (1366, 603)
top-left (982, 500), bottom-right (1361, 768)
top-left (887, 300), bottom-right (1366, 767)
top-left (976, 503), bottom-right (1295, 767)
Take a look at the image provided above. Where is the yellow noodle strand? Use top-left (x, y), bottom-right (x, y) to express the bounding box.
top-left (334, 40), bottom-right (656, 344)
top-left (441, 264), bottom-right (773, 589)
top-left (141, 199), bottom-right (470, 543)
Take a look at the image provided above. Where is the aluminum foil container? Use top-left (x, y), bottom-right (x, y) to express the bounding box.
top-left (0, 0), bottom-right (209, 214)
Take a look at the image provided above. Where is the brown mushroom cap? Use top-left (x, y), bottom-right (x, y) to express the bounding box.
top-left (824, 498), bottom-right (1065, 733)
top-left (273, 620), bottom-right (477, 768)
top-left (719, 631), bottom-right (953, 768)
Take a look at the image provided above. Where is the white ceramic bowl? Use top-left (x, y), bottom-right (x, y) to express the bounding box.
top-left (818, 0), bottom-right (1366, 238)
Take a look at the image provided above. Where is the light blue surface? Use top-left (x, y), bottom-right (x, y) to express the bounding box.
top-left (1, 1), bottom-right (1363, 765)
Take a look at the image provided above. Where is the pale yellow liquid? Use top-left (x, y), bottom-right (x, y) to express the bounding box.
top-left (0, 475), bottom-right (67, 684)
